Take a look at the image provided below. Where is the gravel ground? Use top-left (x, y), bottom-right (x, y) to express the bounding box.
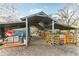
top-left (0, 37), bottom-right (79, 56)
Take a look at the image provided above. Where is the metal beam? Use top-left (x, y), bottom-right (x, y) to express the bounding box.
top-left (74, 30), bottom-right (77, 46)
top-left (25, 17), bottom-right (29, 47)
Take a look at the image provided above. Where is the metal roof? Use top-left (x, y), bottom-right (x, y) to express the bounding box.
top-left (20, 11), bottom-right (77, 30)
top-left (0, 21), bottom-right (26, 29)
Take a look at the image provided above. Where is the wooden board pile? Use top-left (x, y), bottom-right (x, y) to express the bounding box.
top-left (39, 31), bottom-right (45, 40)
top-left (54, 33), bottom-right (67, 46)
top-left (39, 31), bottom-right (74, 46)
top-left (39, 31), bottom-right (52, 45)
top-left (44, 32), bottom-right (52, 45)
top-left (54, 33), bottom-right (60, 45)
top-left (77, 33), bottom-right (79, 46)
top-left (54, 32), bottom-right (74, 46)
top-left (66, 33), bottom-right (74, 44)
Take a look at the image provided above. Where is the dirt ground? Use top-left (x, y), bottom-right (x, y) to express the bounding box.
top-left (0, 37), bottom-right (79, 56)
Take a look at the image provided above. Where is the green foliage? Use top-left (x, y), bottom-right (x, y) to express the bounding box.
top-left (0, 42), bottom-right (4, 46)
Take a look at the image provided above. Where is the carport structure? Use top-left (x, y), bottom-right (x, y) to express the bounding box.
top-left (21, 11), bottom-right (77, 47)
top-left (0, 21), bottom-right (25, 29)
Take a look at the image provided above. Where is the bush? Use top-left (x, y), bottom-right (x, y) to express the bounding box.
top-left (0, 42), bottom-right (4, 46)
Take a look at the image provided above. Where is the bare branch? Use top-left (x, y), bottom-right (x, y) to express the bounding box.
top-left (70, 17), bottom-right (79, 26)
top-left (53, 6), bottom-right (79, 26)
top-left (67, 10), bottom-right (77, 25)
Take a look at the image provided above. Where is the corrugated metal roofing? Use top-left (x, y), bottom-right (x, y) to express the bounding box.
top-left (20, 11), bottom-right (78, 30)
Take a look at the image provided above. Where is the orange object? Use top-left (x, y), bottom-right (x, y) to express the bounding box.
top-left (63, 34), bottom-right (67, 45)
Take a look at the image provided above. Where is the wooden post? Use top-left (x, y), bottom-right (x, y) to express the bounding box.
top-left (52, 21), bottom-right (54, 46)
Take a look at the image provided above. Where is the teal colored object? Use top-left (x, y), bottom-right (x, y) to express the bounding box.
top-left (5, 32), bottom-right (24, 43)
top-left (12, 34), bottom-right (17, 36)
top-left (19, 32), bottom-right (24, 43)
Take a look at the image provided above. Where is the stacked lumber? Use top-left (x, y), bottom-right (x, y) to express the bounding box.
top-left (39, 31), bottom-right (74, 46)
top-left (44, 32), bottom-right (52, 45)
top-left (54, 33), bottom-right (60, 45)
top-left (39, 31), bottom-right (45, 40)
top-left (59, 34), bottom-right (67, 45)
top-left (39, 31), bottom-right (52, 45)
top-left (66, 32), bottom-right (74, 44)
top-left (54, 33), bottom-right (67, 46)
top-left (63, 34), bottom-right (67, 45)
top-left (77, 33), bottom-right (79, 46)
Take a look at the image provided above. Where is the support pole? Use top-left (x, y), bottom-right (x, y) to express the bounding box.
top-left (74, 30), bottom-right (77, 46)
top-left (25, 17), bottom-right (29, 47)
top-left (52, 21), bottom-right (54, 46)
top-left (28, 20), bottom-right (31, 45)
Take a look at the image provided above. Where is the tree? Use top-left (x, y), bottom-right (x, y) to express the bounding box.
top-left (50, 5), bottom-right (79, 27)
top-left (0, 3), bottom-right (17, 22)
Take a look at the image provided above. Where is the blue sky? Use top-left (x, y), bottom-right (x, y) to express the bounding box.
top-left (15, 3), bottom-right (72, 19)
